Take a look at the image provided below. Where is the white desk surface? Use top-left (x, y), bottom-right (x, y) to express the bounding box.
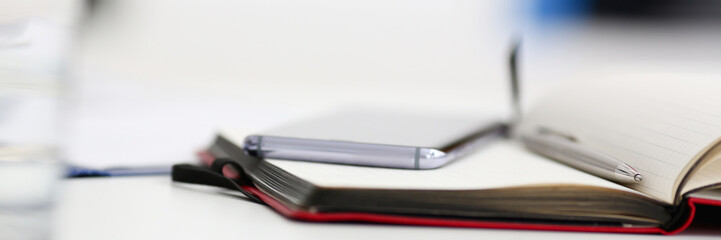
top-left (53, 176), bottom-right (720, 240)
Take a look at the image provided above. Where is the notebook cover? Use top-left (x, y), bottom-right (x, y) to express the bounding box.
top-left (199, 151), bottom-right (721, 235)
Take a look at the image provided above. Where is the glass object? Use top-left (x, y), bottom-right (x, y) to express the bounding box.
top-left (0, 0), bottom-right (81, 239)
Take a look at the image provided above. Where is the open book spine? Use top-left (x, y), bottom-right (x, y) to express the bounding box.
top-left (197, 151), bottom-right (721, 235)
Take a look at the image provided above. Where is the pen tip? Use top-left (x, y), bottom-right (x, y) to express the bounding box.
top-left (634, 174), bottom-right (643, 183)
top-left (615, 164), bottom-right (643, 184)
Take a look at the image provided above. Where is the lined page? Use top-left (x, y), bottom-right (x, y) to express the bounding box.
top-left (263, 140), bottom-right (641, 194)
top-left (518, 74), bottom-right (721, 204)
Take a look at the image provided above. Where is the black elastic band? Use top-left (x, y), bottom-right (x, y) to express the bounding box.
top-left (171, 162), bottom-right (264, 204)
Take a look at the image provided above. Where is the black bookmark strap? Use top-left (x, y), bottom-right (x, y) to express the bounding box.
top-left (171, 161), bottom-right (265, 204)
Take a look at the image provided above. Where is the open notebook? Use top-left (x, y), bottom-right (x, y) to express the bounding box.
top-left (177, 73), bottom-right (721, 234)
top-left (517, 73), bottom-right (721, 205)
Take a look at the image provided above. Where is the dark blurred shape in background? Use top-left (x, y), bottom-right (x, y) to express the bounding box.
top-left (533, 0), bottom-right (721, 22)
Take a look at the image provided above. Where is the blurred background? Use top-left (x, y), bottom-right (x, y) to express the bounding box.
top-left (3, 0), bottom-right (721, 169)
top-left (67, 0), bottom-right (513, 168)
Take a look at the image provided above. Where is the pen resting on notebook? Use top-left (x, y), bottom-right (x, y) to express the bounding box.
top-left (521, 129), bottom-right (643, 184)
top-left (506, 42), bottom-right (641, 184)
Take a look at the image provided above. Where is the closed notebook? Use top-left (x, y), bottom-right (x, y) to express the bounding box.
top-left (174, 73), bottom-right (721, 234)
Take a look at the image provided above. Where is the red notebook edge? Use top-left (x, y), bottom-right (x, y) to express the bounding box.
top-left (666, 197), bottom-right (721, 235)
top-left (197, 151), bottom-right (721, 235)
top-left (244, 185), bottom-right (666, 234)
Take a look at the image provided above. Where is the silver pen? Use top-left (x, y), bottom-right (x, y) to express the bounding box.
top-left (521, 128), bottom-right (643, 183)
top-left (506, 43), bottom-right (641, 184)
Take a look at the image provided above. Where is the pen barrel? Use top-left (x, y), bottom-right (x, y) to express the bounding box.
top-left (244, 136), bottom-right (421, 169)
top-left (521, 134), bottom-right (639, 183)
